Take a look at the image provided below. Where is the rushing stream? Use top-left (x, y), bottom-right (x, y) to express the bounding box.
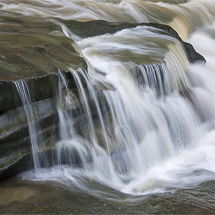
top-left (0, 0), bottom-right (215, 213)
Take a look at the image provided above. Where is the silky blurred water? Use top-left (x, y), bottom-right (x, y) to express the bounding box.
top-left (0, 0), bottom-right (215, 210)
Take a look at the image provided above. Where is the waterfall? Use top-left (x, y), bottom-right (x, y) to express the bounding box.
top-left (15, 81), bottom-right (41, 174)
top-left (3, 0), bottom-right (214, 201)
top-left (18, 23), bottom-right (213, 197)
top-left (15, 23), bottom-right (214, 198)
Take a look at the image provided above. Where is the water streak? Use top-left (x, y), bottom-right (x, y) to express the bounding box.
top-left (15, 81), bottom-right (41, 175)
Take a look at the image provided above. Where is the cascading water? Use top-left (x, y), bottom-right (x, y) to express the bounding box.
top-left (16, 22), bottom-right (214, 200)
top-left (15, 81), bottom-right (41, 174)
top-left (3, 0), bottom-right (215, 203)
top-left (1, 0), bottom-right (215, 40)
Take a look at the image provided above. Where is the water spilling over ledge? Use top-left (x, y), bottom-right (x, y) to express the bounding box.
top-left (0, 10), bottom-right (206, 180)
top-left (0, 2), bottom-right (214, 211)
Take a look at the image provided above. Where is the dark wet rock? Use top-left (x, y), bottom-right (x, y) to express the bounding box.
top-left (183, 42), bottom-right (206, 64)
top-left (0, 96), bottom-right (59, 179)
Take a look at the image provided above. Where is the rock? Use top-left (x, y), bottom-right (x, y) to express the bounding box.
top-left (0, 10), bottom-right (87, 113)
top-left (0, 11), bottom-right (87, 179)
